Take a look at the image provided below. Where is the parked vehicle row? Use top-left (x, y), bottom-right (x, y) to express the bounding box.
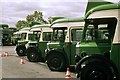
top-left (15, 18), bottom-right (84, 67)
top-left (15, 3), bottom-right (120, 80)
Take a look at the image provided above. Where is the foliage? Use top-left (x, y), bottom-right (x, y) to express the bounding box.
top-left (26, 11), bottom-right (48, 27)
top-left (16, 20), bottom-right (29, 30)
top-left (16, 11), bottom-right (48, 29)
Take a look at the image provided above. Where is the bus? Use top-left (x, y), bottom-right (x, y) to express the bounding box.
top-left (26, 24), bottom-right (53, 62)
top-left (45, 18), bottom-right (84, 71)
top-left (75, 4), bottom-right (120, 80)
top-left (0, 24), bottom-right (16, 46)
top-left (15, 27), bottom-right (34, 56)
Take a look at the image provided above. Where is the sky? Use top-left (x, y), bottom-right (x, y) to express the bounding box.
top-left (0, 0), bottom-right (119, 27)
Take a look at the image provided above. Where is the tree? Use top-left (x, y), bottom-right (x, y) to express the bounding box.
top-left (26, 11), bottom-right (48, 27)
top-left (16, 11), bottom-right (48, 30)
top-left (16, 20), bottom-right (29, 30)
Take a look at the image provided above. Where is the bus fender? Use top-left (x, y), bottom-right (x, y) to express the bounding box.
top-left (26, 47), bottom-right (40, 54)
top-left (75, 54), bottom-right (119, 79)
top-left (46, 48), bottom-right (69, 66)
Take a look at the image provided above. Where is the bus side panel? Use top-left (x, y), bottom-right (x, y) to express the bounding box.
top-left (64, 42), bottom-right (76, 65)
top-left (38, 41), bottom-right (47, 58)
top-left (69, 42), bottom-right (76, 65)
top-left (110, 44), bottom-right (120, 76)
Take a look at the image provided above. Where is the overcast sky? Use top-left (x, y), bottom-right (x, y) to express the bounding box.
top-left (0, 0), bottom-right (119, 27)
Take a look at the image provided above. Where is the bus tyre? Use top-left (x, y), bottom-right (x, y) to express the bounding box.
top-left (16, 45), bottom-right (26, 56)
top-left (79, 59), bottom-right (118, 80)
top-left (27, 49), bottom-right (41, 62)
top-left (47, 52), bottom-right (66, 71)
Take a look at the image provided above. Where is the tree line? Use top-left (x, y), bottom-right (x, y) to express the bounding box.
top-left (16, 11), bottom-right (51, 30)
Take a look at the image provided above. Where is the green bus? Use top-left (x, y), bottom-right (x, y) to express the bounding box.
top-left (9, 27), bottom-right (17, 45)
top-left (75, 4), bottom-right (120, 80)
top-left (0, 24), bottom-right (16, 46)
top-left (46, 18), bottom-right (84, 71)
top-left (26, 24), bottom-right (53, 62)
top-left (11, 31), bottom-right (21, 45)
top-left (15, 27), bottom-right (35, 56)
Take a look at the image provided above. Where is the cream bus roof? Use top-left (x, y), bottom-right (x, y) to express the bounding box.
top-left (13, 31), bottom-right (20, 34)
top-left (31, 24), bottom-right (50, 28)
top-left (30, 24), bottom-right (52, 32)
top-left (86, 4), bottom-right (120, 18)
top-left (41, 27), bottom-right (52, 32)
top-left (14, 30), bottom-right (31, 34)
top-left (30, 27), bottom-right (42, 32)
top-left (19, 27), bottom-right (30, 31)
top-left (51, 18), bottom-right (84, 28)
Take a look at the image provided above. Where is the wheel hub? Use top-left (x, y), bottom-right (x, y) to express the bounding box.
top-left (31, 54), bottom-right (34, 57)
top-left (30, 53), bottom-right (35, 59)
top-left (52, 58), bottom-right (61, 68)
top-left (19, 50), bottom-right (23, 53)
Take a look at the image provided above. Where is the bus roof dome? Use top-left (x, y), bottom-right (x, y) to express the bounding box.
top-left (86, 4), bottom-right (120, 18)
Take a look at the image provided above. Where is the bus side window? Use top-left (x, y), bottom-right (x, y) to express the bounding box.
top-left (103, 32), bottom-right (109, 40)
top-left (86, 29), bottom-right (92, 41)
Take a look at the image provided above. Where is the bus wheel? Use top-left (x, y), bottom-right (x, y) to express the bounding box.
top-left (80, 60), bottom-right (117, 80)
top-left (16, 45), bottom-right (26, 56)
top-left (47, 52), bottom-right (66, 71)
top-left (27, 49), bottom-right (41, 62)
